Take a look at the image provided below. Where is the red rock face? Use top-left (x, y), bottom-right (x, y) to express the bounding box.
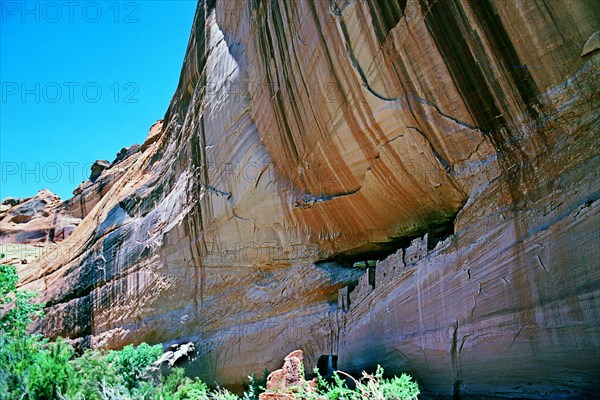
top-left (259, 350), bottom-right (317, 400)
top-left (0, 189), bottom-right (81, 245)
top-left (15, 0), bottom-right (600, 398)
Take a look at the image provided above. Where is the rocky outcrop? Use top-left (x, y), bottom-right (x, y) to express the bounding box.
top-left (65, 138), bottom-right (144, 220)
top-left (90, 160), bottom-right (111, 182)
top-left (153, 342), bottom-right (196, 371)
top-left (113, 145), bottom-right (141, 165)
top-left (0, 190), bottom-right (81, 244)
top-left (259, 350), bottom-right (317, 400)
top-left (16, 0), bottom-right (600, 398)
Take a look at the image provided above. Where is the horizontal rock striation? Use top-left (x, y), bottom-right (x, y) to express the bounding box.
top-left (15, 0), bottom-right (600, 397)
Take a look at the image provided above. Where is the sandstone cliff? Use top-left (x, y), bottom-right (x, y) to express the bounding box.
top-left (14, 0), bottom-right (600, 398)
top-left (0, 190), bottom-right (80, 245)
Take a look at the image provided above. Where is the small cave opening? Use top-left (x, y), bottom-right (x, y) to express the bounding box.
top-left (368, 268), bottom-right (376, 289)
top-left (316, 354), bottom-right (338, 379)
top-left (426, 221), bottom-right (456, 251)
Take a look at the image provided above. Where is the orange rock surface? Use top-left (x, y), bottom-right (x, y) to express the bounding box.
top-left (9, 0), bottom-right (599, 397)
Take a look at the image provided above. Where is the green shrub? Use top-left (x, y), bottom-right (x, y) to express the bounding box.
top-left (62, 348), bottom-right (116, 400)
top-left (148, 367), bottom-right (209, 400)
top-left (310, 365), bottom-right (419, 400)
top-left (27, 339), bottom-right (75, 399)
top-left (105, 342), bottom-right (163, 390)
top-left (0, 264), bottom-right (44, 336)
top-left (0, 330), bottom-right (45, 399)
top-left (315, 370), bottom-right (354, 399)
top-left (381, 373), bottom-right (421, 399)
top-left (241, 373), bottom-right (266, 400)
top-left (0, 263), bottom-right (47, 399)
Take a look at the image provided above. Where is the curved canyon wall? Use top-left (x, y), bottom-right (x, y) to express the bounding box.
top-left (13, 0), bottom-right (600, 397)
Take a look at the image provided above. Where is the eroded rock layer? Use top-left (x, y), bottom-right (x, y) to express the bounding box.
top-left (17, 0), bottom-right (600, 397)
top-left (0, 190), bottom-right (81, 244)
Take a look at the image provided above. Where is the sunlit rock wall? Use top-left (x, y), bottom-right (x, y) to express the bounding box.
top-left (20, 0), bottom-right (599, 397)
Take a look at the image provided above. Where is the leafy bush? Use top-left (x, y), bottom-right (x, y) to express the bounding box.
top-left (105, 342), bottom-right (163, 390)
top-left (295, 364), bottom-right (419, 400)
top-left (301, 365), bottom-right (418, 400)
top-left (28, 339), bottom-right (76, 399)
top-left (1, 264), bottom-right (44, 335)
top-left (63, 348), bottom-right (117, 400)
top-left (241, 373), bottom-right (266, 400)
top-left (138, 367), bottom-right (209, 400)
top-left (1, 263), bottom-right (48, 399)
top-left (381, 373), bottom-right (421, 400)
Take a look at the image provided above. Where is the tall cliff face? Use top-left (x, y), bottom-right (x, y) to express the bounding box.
top-left (19, 0), bottom-right (599, 397)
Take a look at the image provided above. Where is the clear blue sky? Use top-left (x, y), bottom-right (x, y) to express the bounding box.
top-left (1, 0), bottom-right (197, 200)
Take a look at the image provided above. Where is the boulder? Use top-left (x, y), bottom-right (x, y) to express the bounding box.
top-left (112, 144), bottom-right (141, 165)
top-left (259, 350), bottom-right (318, 400)
top-left (89, 160), bottom-right (110, 182)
